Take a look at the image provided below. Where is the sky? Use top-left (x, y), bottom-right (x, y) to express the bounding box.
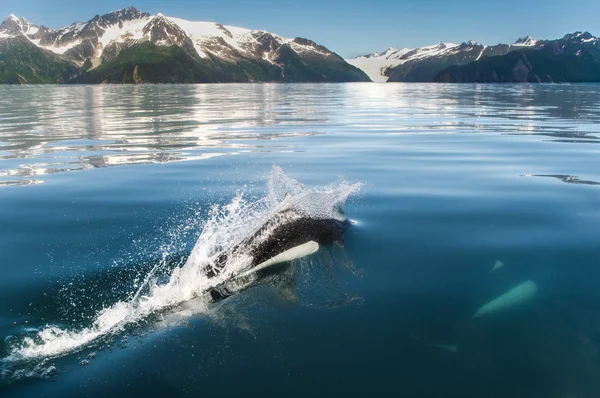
top-left (1, 0), bottom-right (599, 57)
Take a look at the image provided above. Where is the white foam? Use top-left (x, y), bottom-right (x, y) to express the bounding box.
top-left (3, 166), bottom-right (360, 364)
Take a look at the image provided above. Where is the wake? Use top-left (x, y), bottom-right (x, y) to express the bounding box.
top-left (1, 166), bottom-right (360, 381)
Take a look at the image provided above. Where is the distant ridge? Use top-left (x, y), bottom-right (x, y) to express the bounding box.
top-left (3, 8), bottom-right (597, 84)
top-left (347, 32), bottom-right (600, 83)
top-left (0, 7), bottom-right (370, 84)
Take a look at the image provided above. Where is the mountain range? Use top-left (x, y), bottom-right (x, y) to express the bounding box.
top-left (0, 7), bottom-right (369, 84)
top-left (346, 32), bottom-right (600, 83)
top-left (1, 7), bottom-right (599, 84)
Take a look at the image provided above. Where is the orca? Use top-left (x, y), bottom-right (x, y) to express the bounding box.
top-left (205, 193), bottom-right (351, 303)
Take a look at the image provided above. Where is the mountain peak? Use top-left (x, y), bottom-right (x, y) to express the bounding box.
top-left (141, 13), bottom-right (191, 50)
top-left (97, 6), bottom-right (149, 26)
top-left (2, 13), bottom-right (20, 26)
top-left (108, 6), bottom-right (142, 15)
top-left (562, 31), bottom-right (596, 42)
top-left (1, 13), bottom-right (27, 36)
top-left (360, 48), bottom-right (393, 58)
top-left (515, 35), bottom-right (532, 43)
top-left (357, 47), bottom-right (410, 60)
top-left (563, 31), bottom-right (582, 39)
top-left (513, 36), bottom-right (539, 46)
top-left (379, 47), bottom-right (403, 57)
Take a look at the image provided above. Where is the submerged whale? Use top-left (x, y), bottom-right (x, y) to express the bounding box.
top-left (205, 193), bottom-right (352, 303)
top-left (473, 280), bottom-right (538, 318)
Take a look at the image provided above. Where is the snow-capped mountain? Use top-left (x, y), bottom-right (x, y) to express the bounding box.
top-left (346, 43), bottom-right (456, 82)
top-left (346, 37), bottom-right (543, 82)
top-left (435, 31), bottom-right (600, 83)
top-left (513, 36), bottom-right (538, 46)
top-left (0, 7), bottom-right (369, 84)
top-left (350, 32), bottom-right (600, 83)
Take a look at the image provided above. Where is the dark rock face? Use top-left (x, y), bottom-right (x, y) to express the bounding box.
top-left (101, 41), bottom-right (129, 62)
top-left (215, 23), bottom-right (233, 38)
top-left (65, 38), bottom-right (99, 63)
top-left (28, 25), bottom-right (54, 42)
top-left (142, 15), bottom-right (184, 44)
top-left (433, 32), bottom-right (600, 83)
top-left (78, 18), bottom-right (105, 41)
top-left (515, 36), bottom-right (536, 45)
top-left (97, 6), bottom-right (149, 26)
top-left (140, 15), bottom-right (197, 58)
top-left (380, 32), bottom-right (598, 83)
top-left (53, 25), bottom-right (81, 47)
top-left (385, 40), bottom-right (542, 82)
top-left (562, 31), bottom-right (594, 41)
top-left (253, 32), bottom-right (280, 54)
top-left (0, 16), bottom-right (23, 35)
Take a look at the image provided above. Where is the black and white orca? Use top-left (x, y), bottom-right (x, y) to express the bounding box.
top-left (206, 193), bottom-right (351, 303)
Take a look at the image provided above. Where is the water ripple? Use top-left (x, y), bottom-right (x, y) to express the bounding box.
top-left (1, 83), bottom-right (600, 186)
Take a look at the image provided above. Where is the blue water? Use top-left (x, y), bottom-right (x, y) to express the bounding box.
top-left (1, 83), bottom-right (600, 397)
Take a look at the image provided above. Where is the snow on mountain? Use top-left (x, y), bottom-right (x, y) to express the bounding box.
top-left (358, 47), bottom-right (408, 59)
top-left (345, 48), bottom-right (408, 82)
top-left (561, 31), bottom-right (599, 44)
top-left (166, 16), bottom-right (333, 64)
top-left (346, 43), bottom-right (457, 82)
top-left (0, 8), bottom-right (370, 83)
top-left (98, 15), bottom-right (149, 50)
top-left (0, 8), bottom-right (319, 68)
top-left (167, 16), bottom-right (254, 59)
top-left (346, 35), bottom-right (563, 82)
top-left (400, 42), bottom-right (460, 61)
top-left (513, 36), bottom-right (538, 46)
top-left (0, 14), bottom-right (92, 55)
top-left (0, 14), bottom-right (36, 36)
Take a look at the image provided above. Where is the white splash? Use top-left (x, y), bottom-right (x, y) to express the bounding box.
top-left (3, 166), bottom-right (360, 364)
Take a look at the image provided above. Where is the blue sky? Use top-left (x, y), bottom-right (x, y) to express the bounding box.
top-left (2, 0), bottom-right (599, 57)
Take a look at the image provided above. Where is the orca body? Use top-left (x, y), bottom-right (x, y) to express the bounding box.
top-left (206, 194), bottom-right (351, 303)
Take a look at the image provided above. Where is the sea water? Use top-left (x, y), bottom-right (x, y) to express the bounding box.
top-left (1, 83), bottom-right (600, 397)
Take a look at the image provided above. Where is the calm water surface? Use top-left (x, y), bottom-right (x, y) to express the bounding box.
top-left (1, 83), bottom-right (600, 397)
